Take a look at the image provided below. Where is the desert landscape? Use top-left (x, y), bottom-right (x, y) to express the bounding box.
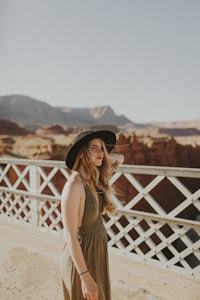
top-left (0, 95), bottom-right (200, 165)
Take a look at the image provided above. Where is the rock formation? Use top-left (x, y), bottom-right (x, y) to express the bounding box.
top-left (0, 95), bottom-right (133, 131)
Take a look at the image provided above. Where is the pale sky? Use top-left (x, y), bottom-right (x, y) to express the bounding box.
top-left (0, 0), bottom-right (200, 123)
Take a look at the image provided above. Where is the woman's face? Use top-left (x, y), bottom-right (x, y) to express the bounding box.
top-left (87, 138), bottom-right (104, 167)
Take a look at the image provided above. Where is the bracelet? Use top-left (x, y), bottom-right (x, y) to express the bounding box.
top-left (79, 270), bottom-right (89, 276)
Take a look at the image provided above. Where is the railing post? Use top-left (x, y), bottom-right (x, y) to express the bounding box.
top-left (29, 165), bottom-right (40, 228)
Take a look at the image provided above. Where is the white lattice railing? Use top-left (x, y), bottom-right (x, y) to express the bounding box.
top-left (0, 158), bottom-right (199, 279)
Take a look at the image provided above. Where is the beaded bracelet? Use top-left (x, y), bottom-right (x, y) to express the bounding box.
top-left (79, 270), bottom-right (89, 276)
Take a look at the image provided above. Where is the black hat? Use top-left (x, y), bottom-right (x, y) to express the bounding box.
top-left (66, 130), bottom-right (116, 169)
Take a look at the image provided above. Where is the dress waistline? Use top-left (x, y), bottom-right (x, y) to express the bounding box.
top-left (77, 217), bottom-right (105, 236)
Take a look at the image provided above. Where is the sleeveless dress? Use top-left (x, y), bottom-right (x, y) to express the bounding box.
top-left (60, 180), bottom-right (111, 300)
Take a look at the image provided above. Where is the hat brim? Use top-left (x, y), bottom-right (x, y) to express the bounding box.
top-left (66, 130), bottom-right (116, 169)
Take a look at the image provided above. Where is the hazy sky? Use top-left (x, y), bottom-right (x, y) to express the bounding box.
top-left (1, 0), bottom-right (200, 123)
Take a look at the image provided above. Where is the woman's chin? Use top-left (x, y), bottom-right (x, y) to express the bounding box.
top-left (95, 161), bottom-right (103, 167)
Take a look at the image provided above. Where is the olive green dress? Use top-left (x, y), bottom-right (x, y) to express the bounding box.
top-left (60, 181), bottom-right (111, 300)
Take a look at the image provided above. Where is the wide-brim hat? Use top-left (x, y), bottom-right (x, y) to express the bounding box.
top-left (66, 130), bottom-right (116, 169)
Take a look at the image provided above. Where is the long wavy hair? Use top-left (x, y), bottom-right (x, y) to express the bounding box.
top-left (72, 139), bottom-right (116, 215)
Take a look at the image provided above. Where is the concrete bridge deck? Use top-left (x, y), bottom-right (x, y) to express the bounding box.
top-left (1, 217), bottom-right (199, 300)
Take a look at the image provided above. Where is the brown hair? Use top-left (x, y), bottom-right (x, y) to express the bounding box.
top-left (72, 139), bottom-right (116, 215)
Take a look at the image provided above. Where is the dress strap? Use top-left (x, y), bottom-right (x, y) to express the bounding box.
top-left (79, 172), bottom-right (87, 187)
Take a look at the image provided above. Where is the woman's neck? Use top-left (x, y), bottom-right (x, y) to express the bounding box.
top-left (77, 169), bottom-right (94, 187)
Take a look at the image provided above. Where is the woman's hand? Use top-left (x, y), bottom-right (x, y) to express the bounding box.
top-left (81, 272), bottom-right (98, 300)
top-left (109, 153), bottom-right (124, 172)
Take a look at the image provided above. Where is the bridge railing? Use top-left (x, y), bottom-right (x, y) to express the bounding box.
top-left (0, 158), bottom-right (199, 279)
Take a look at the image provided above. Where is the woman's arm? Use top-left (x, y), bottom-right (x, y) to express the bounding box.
top-left (61, 178), bottom-right (88, 274)
top-left (61, 176), bottom-right (98, 299)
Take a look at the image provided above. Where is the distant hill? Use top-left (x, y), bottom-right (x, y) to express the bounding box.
top-left (0, 95), bottom-right (135, 131)
top-left (0, 119), bottom-right (31, 135)
top-left (0, 95), bottom-right (200, 136)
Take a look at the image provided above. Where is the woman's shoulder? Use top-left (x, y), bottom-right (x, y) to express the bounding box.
top-left (67, 171), bottom-right (82, 188)
top-left (61, 171), bottom-right (84, 199)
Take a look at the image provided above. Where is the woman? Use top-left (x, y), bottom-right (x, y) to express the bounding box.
top-left (60, 130), bottom-right (124, 300)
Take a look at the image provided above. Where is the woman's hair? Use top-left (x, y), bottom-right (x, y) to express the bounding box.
top-left (72, 139), bottom-right (116, 215)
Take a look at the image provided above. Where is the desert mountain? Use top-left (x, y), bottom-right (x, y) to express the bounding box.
top-left (1, 95), bottom-right (200, 137)
top-left (0, 95), bottom-right (134, 131)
